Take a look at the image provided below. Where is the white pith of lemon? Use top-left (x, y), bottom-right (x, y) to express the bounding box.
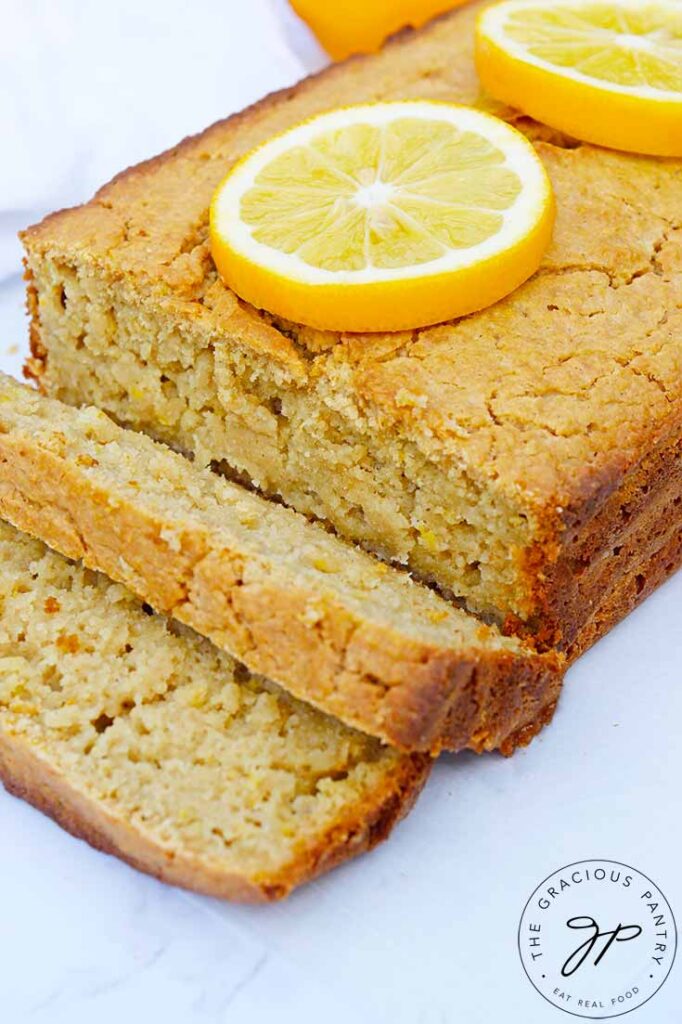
top-left (476, 0), bottom-right (682, 156)
top-left (209, 102), bottom-right (555, 332)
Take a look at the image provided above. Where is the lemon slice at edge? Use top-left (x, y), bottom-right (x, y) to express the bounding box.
top-left (476, 0), bottom-right (682, 157)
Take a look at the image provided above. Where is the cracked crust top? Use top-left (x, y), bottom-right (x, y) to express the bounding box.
top-left (21, 0), bottom-right (682, 516)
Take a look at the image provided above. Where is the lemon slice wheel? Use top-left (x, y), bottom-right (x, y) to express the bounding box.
top-left (210, 102), bottom-right (554, 333)
top-left (476, 0), bottom-right (682, 156)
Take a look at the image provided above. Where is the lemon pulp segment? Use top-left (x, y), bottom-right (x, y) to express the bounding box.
top-left (241, 119), bottom-right (523, 272)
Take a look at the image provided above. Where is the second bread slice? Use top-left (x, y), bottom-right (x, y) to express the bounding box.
top-left (0, 519), bottom-right (426, 901)
top-left (0, 374), bottom-right (562, 753)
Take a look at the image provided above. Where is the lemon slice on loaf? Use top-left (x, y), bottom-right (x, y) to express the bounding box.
top-left (476, 0), bottom-right (682, 156)
top-left (210, 102), bottom-right (554, 332)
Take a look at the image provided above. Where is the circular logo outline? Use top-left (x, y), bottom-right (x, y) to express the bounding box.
top-left (517, 858), bottom-right (677, 1019)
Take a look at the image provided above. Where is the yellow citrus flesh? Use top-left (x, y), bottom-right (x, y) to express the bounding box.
top-left (476, 0), bottom-right (682, 156)
top-left (210, 102), bottom-right (555, 333)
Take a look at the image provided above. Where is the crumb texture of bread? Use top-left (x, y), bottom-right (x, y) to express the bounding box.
top-left (0, 520), bottom-right (430, 901)
top-left (22, 0), bottom-right (682, 645)
top-left (0, 373), bottom-right (562, 753)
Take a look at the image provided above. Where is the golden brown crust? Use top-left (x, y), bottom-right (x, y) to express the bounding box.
top-left (0, 380), bottom-right (561, 755)
top-left (522, 426), bottom-right (682, 650)
top-left (450, 651), bottom-right (562, 757)
top-left (568, 517), bottom-right (682, 664)
top-left (0, 724), bottom-right (429, 902)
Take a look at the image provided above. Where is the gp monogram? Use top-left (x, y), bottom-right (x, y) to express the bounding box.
top-left (518, 860), bottom-right (677, 1018)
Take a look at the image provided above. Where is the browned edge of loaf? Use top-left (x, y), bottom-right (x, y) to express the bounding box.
top-left (568, 516), bottom-right (682, 664)
top-left (0, 423), bottom-right (562, 755)
top-left (520, 425), bottom-right (682, 653)
top-left (0, 726), bottom-right (430, 902)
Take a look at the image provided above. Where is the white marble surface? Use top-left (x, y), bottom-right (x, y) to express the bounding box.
top-left (1, 2), bottom-right (681, 1021)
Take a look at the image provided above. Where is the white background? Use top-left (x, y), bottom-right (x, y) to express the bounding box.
top-left (1, 2), bottom-right (680, 1022)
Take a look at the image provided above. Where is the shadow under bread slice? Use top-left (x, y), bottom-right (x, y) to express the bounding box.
top-left (0, 374), bottom-right (562, 754)
top-left (0, 519), bottom-right (429, 902)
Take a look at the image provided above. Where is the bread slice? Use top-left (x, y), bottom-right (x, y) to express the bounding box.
top-left (0, 373), bottom-right (561, 754)
top-left (0, 519), bottom-right (429, 901)
top-left (21, 1), bottom-right (682, 654)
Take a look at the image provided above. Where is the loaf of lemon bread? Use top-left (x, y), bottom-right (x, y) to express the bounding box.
top-left (21, 1), bottom-right (682, 654)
